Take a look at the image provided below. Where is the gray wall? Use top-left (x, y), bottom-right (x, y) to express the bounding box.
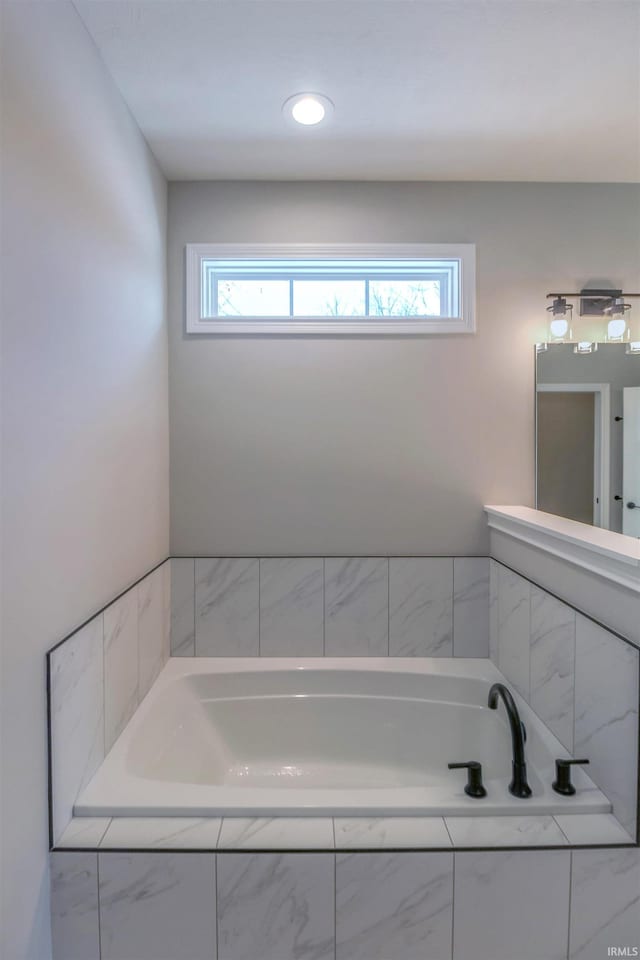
top-left (537, 343), bottom-right (640, 532)
top-left (0, 4), bottom-right (169, 957)
top-left (168, 181), bottom-right (640, 556)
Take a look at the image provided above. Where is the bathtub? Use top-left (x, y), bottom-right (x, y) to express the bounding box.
top-left (75, 658), bottom-right (610, 818)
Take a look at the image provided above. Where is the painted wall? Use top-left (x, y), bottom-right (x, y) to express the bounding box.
top-left (0, 4), bottom-right (169, 958)
top-left (168, 181), bottom-right (640, 556)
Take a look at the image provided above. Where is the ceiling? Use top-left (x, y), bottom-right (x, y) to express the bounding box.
top-left (73, 0), bottom-right (640, 182)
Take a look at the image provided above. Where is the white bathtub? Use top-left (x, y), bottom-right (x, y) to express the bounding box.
top-left (75, 658), bottom-right (610, 818)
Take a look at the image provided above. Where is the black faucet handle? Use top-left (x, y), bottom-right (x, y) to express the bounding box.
top-left (552, 758), bottom-right (590, 796)
top-left (448, 761), bottom-right (487, 798)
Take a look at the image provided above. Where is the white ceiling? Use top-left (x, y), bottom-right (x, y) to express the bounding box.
top-left (73, 0), bottom-right (640, 182)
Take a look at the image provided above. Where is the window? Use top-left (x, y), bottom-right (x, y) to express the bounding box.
top-left (186, 244), bottom-right (475, 335)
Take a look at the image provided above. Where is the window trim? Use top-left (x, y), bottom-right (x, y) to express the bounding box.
top-left (185, 243), bottom-right (476, 335)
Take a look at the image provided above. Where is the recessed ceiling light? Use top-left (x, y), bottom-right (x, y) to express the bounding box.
top-left (282, 93), bottom-right (333, 126)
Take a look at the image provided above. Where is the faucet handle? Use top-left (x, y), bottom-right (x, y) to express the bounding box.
top-left (552, 758), bottom-right (590, 796)
top-left (448, 761), bottom-right (487, 798)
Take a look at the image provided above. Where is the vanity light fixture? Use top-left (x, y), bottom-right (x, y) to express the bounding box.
top-left (544, 289), bottom-right (640, 352)
top-left (283, 92), bottom-right (334, 126)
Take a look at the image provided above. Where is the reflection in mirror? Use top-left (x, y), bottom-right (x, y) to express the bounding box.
top-left (536, 344), bottom-right (640, 537)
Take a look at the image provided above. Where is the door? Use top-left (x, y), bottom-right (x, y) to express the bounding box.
top-left (623, 386), bottom-right (640, 538)
top-left (537, 391), bottom-right (596, 525)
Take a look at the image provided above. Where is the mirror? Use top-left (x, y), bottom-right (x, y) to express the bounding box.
top-left (536, 344), bottom-right (640, 537)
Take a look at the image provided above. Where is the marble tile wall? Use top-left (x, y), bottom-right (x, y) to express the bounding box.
top-left (489, 559), bottom-right (640, 837)
top-left (51, 846), bottom-right (640, 960)
top-left (173, 556), bottom-right (490, 658)
top-left (49, 560), bottom-right (170, 844)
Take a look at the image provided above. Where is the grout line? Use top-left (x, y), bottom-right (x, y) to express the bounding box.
top-left (215, 818), bottom-right (224, 850)
top-left (258, 559), bottom-right (261, 657)
top-left (192, 558), bottom-right (197, 657)
top-left (451, 557), bottom-right (456, 657)
top-left (333, 849), bottom-right (337, 960)
top-left (322, 558), bottom-right (326, 656)
top-left (554, 816), bottom-right (572, 846)
top-left (567, 851), bottom-right (573, 960)
top-left (214, 850), bottom-right (219, 960)
top-left (450, 847), bottom-right (456, 960)
top-left (387, 557), bottom-right (390, 656)
top-left (96, 850), bottom-right (103, 960)
top-left (571, 610), bottom-right (577, 755)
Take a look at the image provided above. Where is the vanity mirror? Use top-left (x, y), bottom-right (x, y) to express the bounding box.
top-left (536, 344), bottom-right (640, 537)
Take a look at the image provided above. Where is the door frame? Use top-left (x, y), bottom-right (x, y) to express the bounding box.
top-left (536, 382), bottom-right (611, 529)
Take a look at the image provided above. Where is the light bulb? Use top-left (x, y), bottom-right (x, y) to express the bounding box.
top-left (546, 296), bottom-right (572, 342)
top-left (283, 93), bottom-right (334, 127)
top-left (292, 98), bottom-right (325, 125)
top-left (550, 318), bottom-right (569, 339)
top-left (607, 317), bottom-right (627, 341)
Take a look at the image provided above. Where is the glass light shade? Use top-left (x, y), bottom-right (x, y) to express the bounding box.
top-left (546, 297), bottom-right (573, 342)
top-left (625, 307), bottom-right (639, 354)
top-left (604, 298), bottom-right (630, 342)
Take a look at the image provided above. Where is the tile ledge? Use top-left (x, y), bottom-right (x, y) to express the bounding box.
top-left (53, 814), bottom-right (636, 852)
top-left (486, 505), bottom-right (640, 593)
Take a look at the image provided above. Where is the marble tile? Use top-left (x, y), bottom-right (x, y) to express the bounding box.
top-left (334, 817), bottom-right (451, 849)
top-left (162, 558), bottom-right (171, 660)
top-left (100, 817), bottom-right (222, 849)
top-left (389, 557), bottom-right (453, 656)
top-left (453, 850), bottom-right (571, 960)
top-left (218, 817), bottom-right (334, 850)
top-left (138, 566), bottom-right (165, 700)
top-left (50, 852), bottom-right (100, 960)
top-left (453, 557), bottom-right (490, 657)
top-left (50, 616), bottom-right (104, 843)
top-left (259, 558), bottom-right (324, 656)
top-left (530, 587), bottom-right (576, 751)
top-left (497, 565), bottom-right (530, 700)
top-left (195, 558), bottom-right (259, 656)
top-left (554, 813), bottom-right (634, 846)
top-left (445, 815), bottom-right (567, 848)
top-left (103, 589), bottom-right (139, 752)
top-left (170, 557), bottom-right (195, 657)
top-left (336, 851), bottom-right (453, 960)
top-left (217, 852), bottom-right (334, 960)
top-left (489, 559), bottom-right (498, 663)
top-left (99, 852), bottom-right (216, 960)
top-left (325, 557), bottom-right (388, 656)
top-left (57, 818), bottom-right (111, 849)
top-left (574, 615), bottom-right (639, 835)
top-left (569, 848), bottom-right (640, 959)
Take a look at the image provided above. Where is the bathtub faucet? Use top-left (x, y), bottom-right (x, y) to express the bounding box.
top-left (488, 682), bottom-right (532, 799)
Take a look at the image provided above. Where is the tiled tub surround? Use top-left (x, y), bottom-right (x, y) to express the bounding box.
top-left (490, 559), bottom-right (640, 838)
top-left (48, 555), bottom-right (640, 960)
top-left (51, 843), bottom-right (640, 960)
top-left (48, 560), bottom-right (171, 845)
top-left (173, 556), bottom-right (490, 658)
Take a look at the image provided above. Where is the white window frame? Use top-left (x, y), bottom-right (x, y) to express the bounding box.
top-left (185, 243), bottom-right (476, 335)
